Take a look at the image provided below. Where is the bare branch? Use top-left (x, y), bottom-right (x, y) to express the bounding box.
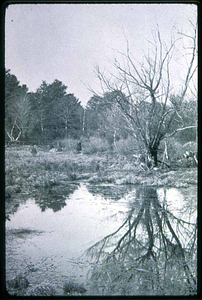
top-left (166, 125), bottom-right (196, 138)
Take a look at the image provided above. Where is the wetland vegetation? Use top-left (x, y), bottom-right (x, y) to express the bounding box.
top-left (5, 143), bottom-right (197, 296)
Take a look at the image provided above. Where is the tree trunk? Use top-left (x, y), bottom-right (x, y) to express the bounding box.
top-left (113, 130), bottom-right (117, 148)
top-left (82, 108), bottom-right (85, 134)
top-left (153, 151), bottom-right (158, 167)
top-left (40, 112), bottom-right (44, 136)
top-left (65, 118), bottom-right (68, 139)
top-left (151, 148), bottom-right (158, 167)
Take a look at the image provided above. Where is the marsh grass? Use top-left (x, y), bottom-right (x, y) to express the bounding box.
top-left (5, 146), bottom-right (107, 195)
top-left (5, 143), bottom-right (197, 203)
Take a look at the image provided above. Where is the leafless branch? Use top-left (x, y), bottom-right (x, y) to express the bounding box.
top-left (166, 125), bottom-right (196, 138)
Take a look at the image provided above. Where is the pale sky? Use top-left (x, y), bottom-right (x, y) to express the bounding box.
top-left (5, 3), bottom-right (197, 106)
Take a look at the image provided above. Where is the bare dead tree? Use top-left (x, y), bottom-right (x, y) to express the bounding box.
top-left (93, 25), bottom-right (197, 166)
top-left (6, 116), bottom-right (22, 142)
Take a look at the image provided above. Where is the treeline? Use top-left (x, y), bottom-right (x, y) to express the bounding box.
top-left (5, 69), bottom-right (84, 144)
top-left (5, 69), bottom-right (196, 150)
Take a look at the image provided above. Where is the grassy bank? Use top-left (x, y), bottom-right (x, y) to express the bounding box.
top-left (5, 145), bottom-right (197, 216)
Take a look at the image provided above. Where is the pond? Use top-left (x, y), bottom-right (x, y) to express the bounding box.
top-left (6, 182), bottom-right (197, 296)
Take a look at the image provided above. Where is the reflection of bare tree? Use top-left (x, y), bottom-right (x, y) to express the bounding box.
top-left (87, 187), bottom-right (197, 295)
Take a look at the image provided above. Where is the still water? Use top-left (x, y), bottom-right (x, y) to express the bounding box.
top-left (6, 182), bottom-right (197, 295)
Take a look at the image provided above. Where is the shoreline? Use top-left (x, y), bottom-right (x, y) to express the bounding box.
top-left (5, 146), bottom-right (197, 217)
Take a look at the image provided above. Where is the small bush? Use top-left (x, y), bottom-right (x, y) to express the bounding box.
top-left (82, 137), bottom-right (110, 154)
top-left (166, 138), bottom-right (184, 161)
top-left (166, 138), bottom-right (197, 167)
top-left (63, 280), bottom-right (87, 295)
top-left (166, 138), bottom-right (197, 161)
top-left (114, 137), bottom-right (137, 155)
top-left (57, 138), bottom-right (77, 152)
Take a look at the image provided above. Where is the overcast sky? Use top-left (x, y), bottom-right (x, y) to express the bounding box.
top-left (5, 3), bottom-right (197, 106)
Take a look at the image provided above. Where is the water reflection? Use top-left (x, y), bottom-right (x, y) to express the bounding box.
top-left (87, 186), bottom-right (197, 296)
top-left (34, 183), bottom-right (79, 212)
top-left (87, 184), bottom-right (134, 200)
top-left (6, 182), bottom-right (197, 296)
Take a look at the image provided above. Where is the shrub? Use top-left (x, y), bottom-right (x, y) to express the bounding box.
top-left (57, 138), bottom-right (77, 152)
top-left (166, 138), bottom-right (184, 161)
top-left (63, 280), bottom-right (87, 295)
top-left (82, 137), bottom-right (110, 154)
top-left (114, 137), bottom-right (137, 155)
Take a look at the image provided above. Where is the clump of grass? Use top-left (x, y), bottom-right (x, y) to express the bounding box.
top-left (27, 284), bottom-right (56, 296)
top-left (5, 185), bottom-right (21, 198)
top-left (42, 159), bottom-right (63, 172)
top-left (63, 280), bottom-right (87, 295)
top-left (7, 273), bottom-right (29, 290)
top-left (33, 172), bottom-right (60, 188)
top-left (43, 159), bottom-right (53, 171)
top-left (58, 160), bottom-right (70, 171)
top-left (6, 170), bottom-right (16, 186)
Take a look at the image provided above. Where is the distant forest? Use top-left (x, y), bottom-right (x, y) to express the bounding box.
top-left (5, 69), bottom-right (196, 148)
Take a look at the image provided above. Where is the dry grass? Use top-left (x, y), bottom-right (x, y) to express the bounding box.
top-left (5, 142), bottom-right (197, 214)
